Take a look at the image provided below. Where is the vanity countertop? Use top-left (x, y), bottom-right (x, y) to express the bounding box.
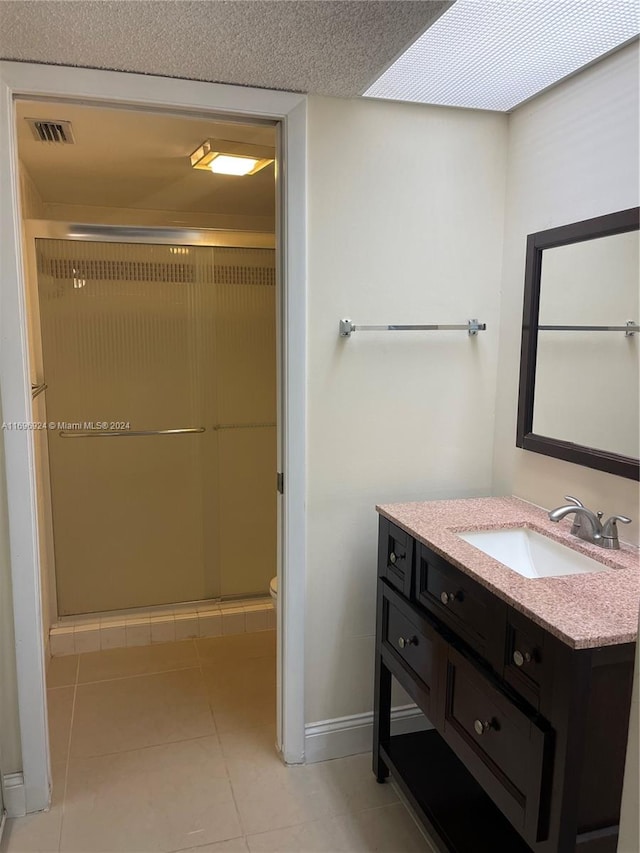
top-left (376, 496), bottom-right (640, 649)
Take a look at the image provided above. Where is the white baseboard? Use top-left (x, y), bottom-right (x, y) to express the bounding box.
top-left (3, 772), bottom-right (26, 817)
top-left (304, 704), bottom-right (431, 764)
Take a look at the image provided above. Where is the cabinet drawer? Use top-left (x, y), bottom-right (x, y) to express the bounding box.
top-left (378, 517), bottom-right (414, 598)
top-left (415, 543), bottom-right (506, 670)
top-left (381, 584), bottom-right (439, 718)
top-left (503, 609), bottom-right (554, 711)
top-left (443, 646), bottom-right (551, 844)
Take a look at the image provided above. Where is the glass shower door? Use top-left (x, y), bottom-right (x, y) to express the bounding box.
top-left (37, 238), bottom-right (276, 616)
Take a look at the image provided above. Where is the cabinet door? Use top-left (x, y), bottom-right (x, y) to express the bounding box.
top-left (381, 583), bottom-right (442, 722)
top-left (442, 646), bottom-right (552, 845)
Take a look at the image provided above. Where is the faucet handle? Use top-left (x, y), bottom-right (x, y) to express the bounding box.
top-left (602, 514), bottom-right (632, 531)
top-left (564, 496), bottom-right (585, 535)
top-left (601, 515), bottom-right (632, 549)
top-left (564, 495), bottom-right (584, 507)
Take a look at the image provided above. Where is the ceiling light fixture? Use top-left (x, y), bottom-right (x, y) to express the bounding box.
top-left (364, 0), bottom-right (639, 112)
top-left (190, 139), bottom-right (274, 176)
top-left (209, 154), bottom-right (260, 176)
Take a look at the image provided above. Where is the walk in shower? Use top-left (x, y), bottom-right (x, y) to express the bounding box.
top-left (34, 231), bottom-right (276, 616)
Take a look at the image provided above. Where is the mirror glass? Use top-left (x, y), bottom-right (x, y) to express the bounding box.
top-left (533, 231), bottom-right (639, 459)
top-left (517, 207), bottom-right (639, 480)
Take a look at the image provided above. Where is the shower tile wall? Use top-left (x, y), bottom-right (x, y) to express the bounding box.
top-left (49, 599), bottom-right (275, 656)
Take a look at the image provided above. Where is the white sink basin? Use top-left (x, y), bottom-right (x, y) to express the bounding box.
top-left (456, 527), bottom-right (609, 579)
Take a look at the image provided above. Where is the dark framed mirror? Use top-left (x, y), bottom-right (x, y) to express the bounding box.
top-left (517, 207), bottom-right (640, 481)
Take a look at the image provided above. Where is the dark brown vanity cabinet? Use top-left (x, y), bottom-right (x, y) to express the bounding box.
top-left (373, 516), bottom-right (636, 853)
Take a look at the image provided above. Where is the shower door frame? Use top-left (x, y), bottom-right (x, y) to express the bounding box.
top-left (0, 61), bottom-right (307, 814)
top-left (26, 221), bottom-right (277, 623)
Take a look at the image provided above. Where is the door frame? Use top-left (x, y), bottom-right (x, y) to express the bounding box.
top-left (0, 61), bottom-right (307, 813)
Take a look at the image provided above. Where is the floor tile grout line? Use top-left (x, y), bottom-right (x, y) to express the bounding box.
top-left (195, 636), bottom-right (248, 838)
top-left (73, 662), bottom-right (202, 687)
top-left (66, 732), bottom-right (222, 764)
top-left (195, 632), bottom-right (249, 848)
top-left (55, 654), bottom-right (80, 852)
top-left (166, 829), bottom-right (248, 853)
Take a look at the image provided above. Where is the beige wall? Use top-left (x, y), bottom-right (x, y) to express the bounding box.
top-left (492, 43), bottom-right (640, 544)
top-left (305, 94), bottom-right (508, 723)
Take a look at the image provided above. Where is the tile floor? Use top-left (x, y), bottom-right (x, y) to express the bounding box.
top-left (1, 632), bottom-right (434, 853)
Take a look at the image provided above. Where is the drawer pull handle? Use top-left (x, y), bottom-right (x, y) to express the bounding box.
top-left (440, 591), bottom-right (460, 605)
top-left (513, 650), bottom-right (532, 667)
top-left (398, 636), bottom-right (418, 649)
top-left (473, 719), bottom-right (494, 736)
top-left (389, 551), bottom-right (403, 565)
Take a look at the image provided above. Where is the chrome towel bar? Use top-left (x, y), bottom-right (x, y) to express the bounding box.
top-left (538, 321), bottom-right (638, 336)
top-left (339, 319), bottom-right (486, 338)
top-left (59, 427), bottom-right (206, 438)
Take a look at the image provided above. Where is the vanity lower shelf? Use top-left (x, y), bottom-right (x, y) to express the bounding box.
top-left (381, 730), bottom-right (532, 853)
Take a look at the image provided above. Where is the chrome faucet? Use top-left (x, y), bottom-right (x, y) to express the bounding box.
top-left (548, 496), bottom-right (631, 550)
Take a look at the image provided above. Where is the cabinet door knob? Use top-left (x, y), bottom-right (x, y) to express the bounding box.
top-left (398, 636), bottom-right (417, 649)
top-left (513, 650), bottom-right (532, 667)
top-left (389, 552), bottom-right (398, 565)
top-left (474, 719), bottom-right (493, 736)
top-left (440, 591), bottom-right (458, 605)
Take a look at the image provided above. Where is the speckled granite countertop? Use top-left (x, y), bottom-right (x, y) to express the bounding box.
top-left (376, 496), bottom-right (640, 649)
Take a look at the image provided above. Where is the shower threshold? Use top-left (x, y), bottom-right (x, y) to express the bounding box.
top-left (49, 595), bottom-right (274, 656)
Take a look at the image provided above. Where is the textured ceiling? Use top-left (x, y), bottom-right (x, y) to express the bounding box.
top-left (17, 100), bottom-right (277, 216)
top-left (0, 1), bottom-right (451, 97)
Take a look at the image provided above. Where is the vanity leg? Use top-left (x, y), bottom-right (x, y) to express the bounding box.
top-left (373, 656), bottom-right (391, 782)
top-left (373, 582), bottom-right (391, 783)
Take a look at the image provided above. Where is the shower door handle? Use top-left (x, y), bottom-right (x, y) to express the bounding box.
top-left (58, 427), bottom-right (206, 438)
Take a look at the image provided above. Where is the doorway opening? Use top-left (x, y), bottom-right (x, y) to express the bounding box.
top-left (0, 64), bottom-right (307, 814)
top-left (15, 98), bottom-right (281, 801)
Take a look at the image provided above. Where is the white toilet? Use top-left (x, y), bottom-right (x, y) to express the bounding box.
top-left (269, 575), bottom-right (277, 604)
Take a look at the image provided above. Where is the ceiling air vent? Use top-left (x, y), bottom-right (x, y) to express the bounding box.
top-left (26, 118), bottom-right (75, 144)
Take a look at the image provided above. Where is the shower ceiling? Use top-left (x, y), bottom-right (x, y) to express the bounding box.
top-left (16, 100), bottom-right (276, 220)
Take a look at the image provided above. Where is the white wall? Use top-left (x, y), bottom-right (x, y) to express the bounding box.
top-left (305, 95), bottom-right (508, 724)
top-left (493, 43), bottom-right (640, 544)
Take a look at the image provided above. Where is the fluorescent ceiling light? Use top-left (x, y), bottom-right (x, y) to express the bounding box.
top-left (190, 139), bottom-right (274, 176)
top-left (209, 154), bottom-right (260, 176)
top-left (364, 1), bottom-right (639, 112)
